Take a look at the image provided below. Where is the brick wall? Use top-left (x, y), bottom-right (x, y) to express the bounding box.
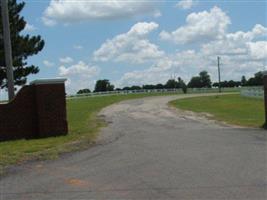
top-left (0, 80), bottom-right (68, 141)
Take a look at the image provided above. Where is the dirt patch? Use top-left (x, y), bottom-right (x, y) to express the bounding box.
top-left (169, 105), bottom-right (244, 128)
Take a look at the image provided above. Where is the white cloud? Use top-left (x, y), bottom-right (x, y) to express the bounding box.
top-left (43, 60), bottom-right (55, 67)
top-left (248, 41), bottom-right (267, 60)
top-left (160, 6), bottom-right (231, 44)
top-left (201, 24), bottom-right (267, 57)
top-left (59, 57), bottom-right (74, 64)
top-left (153, 10), bottom-right (162, 18)
top-left (78, 6), bottom-right (265, 89)
top-left (94, 22), bottom-right (164, 64)
top-left (128, 22), bottom-right (159, 35)
top-left (59, 61), bottom-right (100, 93)
top-left (226, 24), bottom-right (267, 42)
top-left (117, 22), bottom-right (267, 87)
top-left (116, 58), bottom-right (173, 87)
top-left (59, 61), bottom-right (98, 77)
top-left (176, 0), bottom-right (197, 10)
top-left (42, 0), bottom-right (160, 26)
top-left (73, 45), bottom-right (83, 50)
top-left (24, 23), bottom-right (37, 32)
top-left (42, 17), bottom-right (57, 26)
top-left (116, 51), bottom-right (211, 87)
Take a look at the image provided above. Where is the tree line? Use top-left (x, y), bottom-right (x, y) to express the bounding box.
top-left (77, 71), bottom-right (264, 95)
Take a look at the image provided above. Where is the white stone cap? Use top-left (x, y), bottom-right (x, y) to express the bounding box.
top-left (30, 78), bottom-right (67, 85)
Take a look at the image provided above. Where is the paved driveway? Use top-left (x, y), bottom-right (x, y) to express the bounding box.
top-left (1, 95), bottom-right (266, 200)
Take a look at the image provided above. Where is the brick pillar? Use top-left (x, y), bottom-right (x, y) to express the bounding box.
top-left (263, 72), bottom-right (267, 128)
top-left (30, 79), bottom-right (68, 138)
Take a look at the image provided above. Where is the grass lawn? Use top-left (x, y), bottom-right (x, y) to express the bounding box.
top-left (170, 94), bottom-right (264, 128)
top-left (0, 92), bottom-right (181, 171)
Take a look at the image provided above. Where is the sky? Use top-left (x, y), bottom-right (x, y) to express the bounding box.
top-left (7, 0), bottom-right (267, 95)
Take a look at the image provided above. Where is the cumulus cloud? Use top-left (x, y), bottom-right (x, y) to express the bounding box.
top-left (59, 61), bottom-right (99, 77)
top-left (248, 41), bottom-right (267, 60)
top-left (59, 56), bottom-right (74, 64)
top-left (201, 24), bottom-right (267, 57)
top-left (43, 60), bottom-right (55, 67)
top-left (116, 58), bottom-right (173, 87)
top-left (118, 21), bottom-right (267, 87)
top-left (226, 24), bottom-right (267, 42)
top-left (94, 22), bottom-right (164, 64)
top-left (106, 7), bottom-right (266, 88)
top-left (176, 0), bottom-right (197, 10)
top-left (160, 6), bottom-right (231, 44)
top-left (42, 0), bottom-right (160, 26)
top-left (62, 6), bottom-right (264, 89)
top-left (116, 51), bottom-right (211, 87)
top-left (59, 61), bottom-right (100, 93)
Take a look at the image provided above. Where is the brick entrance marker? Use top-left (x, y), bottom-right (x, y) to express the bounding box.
top-left (0, 78), bottom-right (68, 141)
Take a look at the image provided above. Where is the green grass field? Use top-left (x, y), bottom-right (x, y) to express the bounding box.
top-left (170, 94), bottom-right (264, 127)
top-left (0, 92), bottom-right (180, 171)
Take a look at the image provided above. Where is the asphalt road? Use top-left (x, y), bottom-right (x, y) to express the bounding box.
top-left (1, 95), bottom-right (266, 200)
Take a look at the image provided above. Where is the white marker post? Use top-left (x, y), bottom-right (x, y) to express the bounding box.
top-left (1, 0), bottom-right (15, 100)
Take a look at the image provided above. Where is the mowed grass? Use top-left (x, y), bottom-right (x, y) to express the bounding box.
top-left (0, 92), bottom-right (179, 171)
top-left (170, 94), bottom-right (264, 127)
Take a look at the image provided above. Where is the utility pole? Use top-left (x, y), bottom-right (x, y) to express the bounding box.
top-left (1, 0), bottom-right (15, 100)
top-left (217, 56), bottom-right (221, 93)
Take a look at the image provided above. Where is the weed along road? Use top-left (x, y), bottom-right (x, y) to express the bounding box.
top-left (1, 95), bottom-right (266, 200)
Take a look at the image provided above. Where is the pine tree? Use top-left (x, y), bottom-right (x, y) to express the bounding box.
top-left (0, 0), bottom-right (44, 89)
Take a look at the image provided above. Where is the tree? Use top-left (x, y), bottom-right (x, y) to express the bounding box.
top-left (188, 76), bottom-right (202, 88)
top-left (228, 80), bottom-right (236, 88)
top-left (199, 71), bottom-right (211, 88)
top-left (212, 82), bottom-right (219, 87)
top-left (214, 80), bottom-right (241, 88)
top-left (94, 79), bottom-right (114, 92)
top-left (77, 88), bottom-right (91, 94)
top-left (241, 76), bottom-right (247, 86)
top-left (165, 79), bottom-right (178, 89)
top-left (122, 86), bottom-right (141, 90)
top-left (130, 85), bottom-right (141, 90)
top-left (155, 83), bottom-right (164, 89)
top-left (143, 84), bottom-right (156, 89)
top-left (254, 71), bottom-right (263, 85)
top-left (122, 86), bottom-right (130, 90)
top-left (246, 71), bottom-right (263, 86)
top-left (0, 0), bottom-right (45, 89)
top-left (177, 77), bottom-right (187, 93)
top-left (188, 71), bottom-right (211, 88)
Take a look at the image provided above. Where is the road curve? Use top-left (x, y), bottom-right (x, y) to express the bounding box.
top-left (1, 94), bottom-right (266, 200)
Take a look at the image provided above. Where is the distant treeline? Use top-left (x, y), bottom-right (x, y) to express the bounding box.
top-left (77, 71), bottom-right (264, 94)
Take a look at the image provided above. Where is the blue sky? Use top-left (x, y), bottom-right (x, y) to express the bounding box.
top-left (13, 0), bottom-right (267, 94)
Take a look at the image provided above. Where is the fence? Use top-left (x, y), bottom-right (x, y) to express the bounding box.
top-left (67, 87), bottom-right (240, 99)
top-left (240, 86), bottom-right (264, 99)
